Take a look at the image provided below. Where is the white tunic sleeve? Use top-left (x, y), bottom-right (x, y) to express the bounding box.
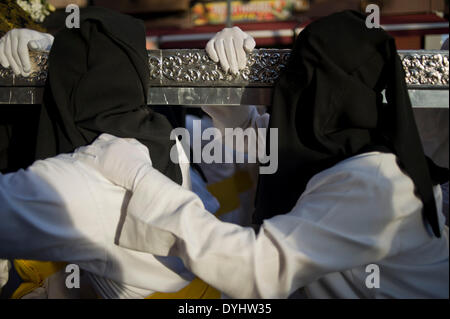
top-left (0, 158), bottom-right (105, 263)
top-left (0, 143), bottom-right (196, 298)
top-left (202, 105), bottom-right (269, 133)
top-left (202, 106), bottom-right (270, 155)
top-left (118, 152), bottom-right (441, 298)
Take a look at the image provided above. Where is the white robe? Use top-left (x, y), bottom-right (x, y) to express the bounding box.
top-left (0, 140), bottom-right (199, 298)
top-left (116, 106), bottom-right (449, 298)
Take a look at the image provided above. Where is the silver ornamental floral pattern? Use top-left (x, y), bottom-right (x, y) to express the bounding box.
top-left (149, 50), bottom-right (449, 88)
top-left (0, 49), bottom-right (448, 89)
top-left (402, 52), bottom-right (449, 87)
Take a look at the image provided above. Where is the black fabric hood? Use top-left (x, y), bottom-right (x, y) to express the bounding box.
top-left (254, 11), bottom-right (448, 237)
top-left (35, 7), bottom-right (182, 184)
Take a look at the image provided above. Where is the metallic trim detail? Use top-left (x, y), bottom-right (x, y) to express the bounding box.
top-left (0, 50), bottom-right (49, 86)
top-left (0, 49), bottom-right (448, 89)
top-left (402, 51), bottom-right (449, 88)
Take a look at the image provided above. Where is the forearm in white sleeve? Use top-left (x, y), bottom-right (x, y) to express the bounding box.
top-left (0, 167), bottom-right (100, 261)
top-left (118, 155), bottom-right (412, 299)
top-left (118, 168), bottom-right (265, 298)
top-left (202, 106), bottom-right (270, 156)
top-left (202, 106), bottom-right (269, 133)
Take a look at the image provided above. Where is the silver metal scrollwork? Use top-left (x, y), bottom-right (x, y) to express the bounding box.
top-left (401, 51), bottom-right (449, 88)
top-left (0, 49), bottom-right (448, 88)
top-left (0, 49), bottom-right (448, 106)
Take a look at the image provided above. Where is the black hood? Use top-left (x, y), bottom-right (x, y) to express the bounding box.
top-left (254, 11), bottom-right (448, 237)
top-left (35, 7), bottom-right (182, 184)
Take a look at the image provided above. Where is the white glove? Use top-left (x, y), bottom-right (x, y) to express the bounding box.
top-left (74, 133), bottom-right (153, 192)
top-left (0, 29), bottom-right (54, 76)
top-left (206, 26), bottom-right (256, 75)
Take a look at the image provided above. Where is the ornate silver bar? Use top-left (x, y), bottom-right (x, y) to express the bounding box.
top-left (150, 49), bottom-right (449, 89)
top-left (0, 49), bottom-right (448, 106)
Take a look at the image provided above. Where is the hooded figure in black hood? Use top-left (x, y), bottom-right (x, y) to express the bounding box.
top-left (35, 7), bottom-right (182, 184)
top-left (117, 10), bottom-right (449, 299)
top-left (254, 10), bottom-right (448, 237)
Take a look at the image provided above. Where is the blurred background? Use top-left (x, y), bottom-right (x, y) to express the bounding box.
top-left (35, 0), bottom-right (449, 50)
top-left (1, 0), bottom-right (448, 50)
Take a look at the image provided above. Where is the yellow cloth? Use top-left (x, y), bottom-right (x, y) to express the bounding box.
top-left (11, 259), bottom-right (66, 299)
top-left (207, 170), bottom-right (254, 218)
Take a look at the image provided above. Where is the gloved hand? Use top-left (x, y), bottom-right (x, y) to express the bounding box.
top-left (74, 133), bottom-right (153, 192)
top-left (0, 29), bottom-right (54, 76)
top-left (206, 26), bottom-right (256, 75)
